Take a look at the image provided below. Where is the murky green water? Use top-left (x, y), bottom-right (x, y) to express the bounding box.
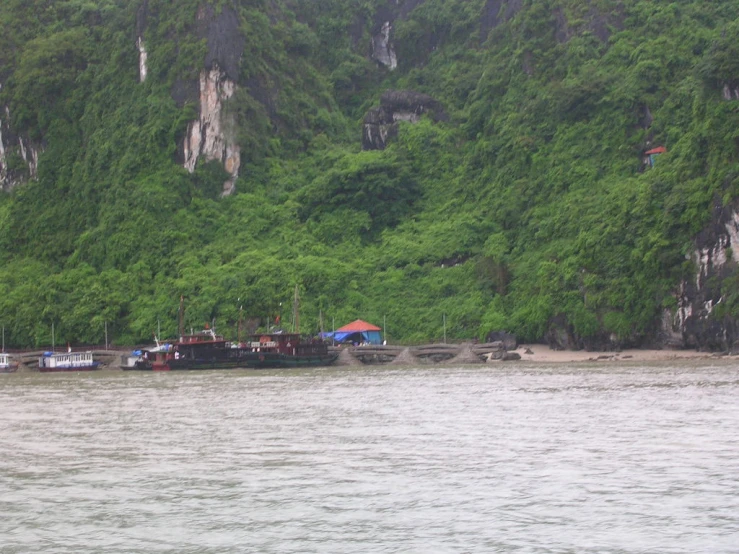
top-left (1, 361), bottom-right (738, 553)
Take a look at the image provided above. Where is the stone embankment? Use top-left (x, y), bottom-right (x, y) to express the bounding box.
top-left (336, 341), bottom-right (519, 365)
top-left (7, 342), bottom-right (516, 372)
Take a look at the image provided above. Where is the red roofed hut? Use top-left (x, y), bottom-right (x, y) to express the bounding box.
top-left (645, 146), bottom-right (667, 167)
top-left (332, 319), bottom-right (383, 345)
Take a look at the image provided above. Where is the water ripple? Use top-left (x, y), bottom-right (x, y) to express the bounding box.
top-left (1, 361), bottom-right (738, 553)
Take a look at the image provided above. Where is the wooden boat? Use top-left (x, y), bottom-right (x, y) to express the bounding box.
top-left (238, 332), bottom-right (338, 369)
top-left (127, 328), bottom-right (337, 371)
top-left (38, 350), bottom-right (100, 372)
top-left (0, 353), bottom-right (18, 373)
top-left (127, 327), bottom-right (241, 371)
top-left (119, 338), bottom-right (171, 369)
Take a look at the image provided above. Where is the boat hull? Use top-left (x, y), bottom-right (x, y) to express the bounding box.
top-left (124, 353), bottom-right (338, 371)
top-left (38, 362), bottom-right (101, 372)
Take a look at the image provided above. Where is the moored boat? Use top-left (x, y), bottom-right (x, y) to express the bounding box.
top-left (0, 353), bottom-right (18, 373)
top-left (127, 328), bottom-right (337, 371)
top-left (119, 338), bottom-right (172, 369)
top-left (38, 351), bottom-right (100, 372)
top-left (238, 332), bottom-right (338, 369)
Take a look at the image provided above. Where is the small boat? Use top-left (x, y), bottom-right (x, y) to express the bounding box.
top-left (119, 337), bottom-right (172, 369)
top-left (0, 353), bottom-right (18, 373)
top-left (38, 350), bottom-right (100, 372)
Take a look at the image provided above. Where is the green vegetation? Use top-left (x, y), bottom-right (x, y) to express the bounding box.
top-left (1, 0), bottom-right (738, 347)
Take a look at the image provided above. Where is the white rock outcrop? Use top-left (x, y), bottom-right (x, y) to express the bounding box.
top-left (137, 37), bottom-right (148, 83)
top-left (183, 64), bottom-right (241, 196)
top-left (371, 22), bottom-right (397, 70)
top-left (0, 102), bottom-right (40, 191)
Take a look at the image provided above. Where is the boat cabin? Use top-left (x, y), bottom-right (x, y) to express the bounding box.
top-left (0, 353), bottom-right (15, 370)
top-left (247, 333), bottom-right (329, 356)
top-left (39, 351), bottom-right (95, 369)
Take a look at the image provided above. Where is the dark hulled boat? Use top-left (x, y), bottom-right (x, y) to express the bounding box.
top-left (238, 333), bottom-right (338, 369)
top-left (127, 328), bottom-right (337, 371)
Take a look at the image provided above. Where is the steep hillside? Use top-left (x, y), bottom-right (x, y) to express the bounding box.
top-left (1, 0), bottom-right (738, 349)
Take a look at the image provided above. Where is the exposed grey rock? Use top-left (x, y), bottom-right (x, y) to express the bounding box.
top-left (0, 105), bottom-right (40, 192)
top-left (723, 84), bottom-right (739, 101)
top-left (480, 0), bottom-right (523, 40)
top-left (203, 6), bottom-right (245, 82)
top-left (664, 198), bottom-right (739, 351)
top-left (362, 90), bottom-right (447, 150)
top-left (485, 331), bottom-right (518, 351)
top-left (371, 21), bottom-right (397, 69)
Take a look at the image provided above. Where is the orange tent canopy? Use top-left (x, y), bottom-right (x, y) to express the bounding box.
top-left (336, 319), bottom-right (381, 332)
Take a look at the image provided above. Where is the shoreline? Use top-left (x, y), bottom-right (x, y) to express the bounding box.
top-left (512, 343), bottom-right (727, 363)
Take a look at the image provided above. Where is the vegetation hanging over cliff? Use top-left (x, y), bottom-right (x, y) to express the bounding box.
top-left (1, 0), bottom-right (738, 348)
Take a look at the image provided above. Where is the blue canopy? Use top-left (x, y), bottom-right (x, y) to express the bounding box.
top-left (323, 330), bottom-right (383, 345)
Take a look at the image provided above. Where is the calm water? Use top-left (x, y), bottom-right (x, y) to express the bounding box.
top-left (1, 361), bottom-right (738, 553)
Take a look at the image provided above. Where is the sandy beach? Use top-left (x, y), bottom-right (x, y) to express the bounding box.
top-left (513, 343), bottom-right (726, 363)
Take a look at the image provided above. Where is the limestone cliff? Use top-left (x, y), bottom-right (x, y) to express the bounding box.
top-left (182, 65), bottom-right (240, 196)
top-left (180, 5), bottom-right (244, 196)
top-left (666, 199), bottom-right (739, 351)
top-left (0, 102), bottom-right (40, 192)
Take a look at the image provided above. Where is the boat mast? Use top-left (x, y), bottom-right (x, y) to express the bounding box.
top-left (293, 284), bottom-right (300, 334)
top-left (178, 295), bottom-right (185, 340)
top-left (237, 300), bottom-right (243, 344)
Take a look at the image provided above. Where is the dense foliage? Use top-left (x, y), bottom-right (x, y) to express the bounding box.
top-left (1, 0), bottom-right (738, 347)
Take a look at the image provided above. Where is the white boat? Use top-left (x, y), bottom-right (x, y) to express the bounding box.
top-left (39, 351), bottom-right (100, 372)
top-left (0, 353), bottom-right (18, 373)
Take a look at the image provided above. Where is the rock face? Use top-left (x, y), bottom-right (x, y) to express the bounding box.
top-left (664, 199), bottom-right (739, 351)
top-left (180, 6), bottom-right (244, 196)
top-left (723, 84), bottom-right (739, 101)
top-left (371, 21), bottom-right (397, 69)
top-left (480, 0), bottom-right (523, 39)
top-left (0, 103), bottom-right (40, 192)
top-left (183, 65), bottom-right (241, 196)
top-left (365, 0), bottom-right (426, 69)
top-left (137, 37), bottom-right (148, 83)
top-left (362, 90), bottom-right (447, 150)
top-left (485, 331), bottom-right (518, 351)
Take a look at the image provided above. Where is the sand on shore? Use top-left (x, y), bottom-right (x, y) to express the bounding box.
top-left (513, 343), bottom-right (725, 363)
